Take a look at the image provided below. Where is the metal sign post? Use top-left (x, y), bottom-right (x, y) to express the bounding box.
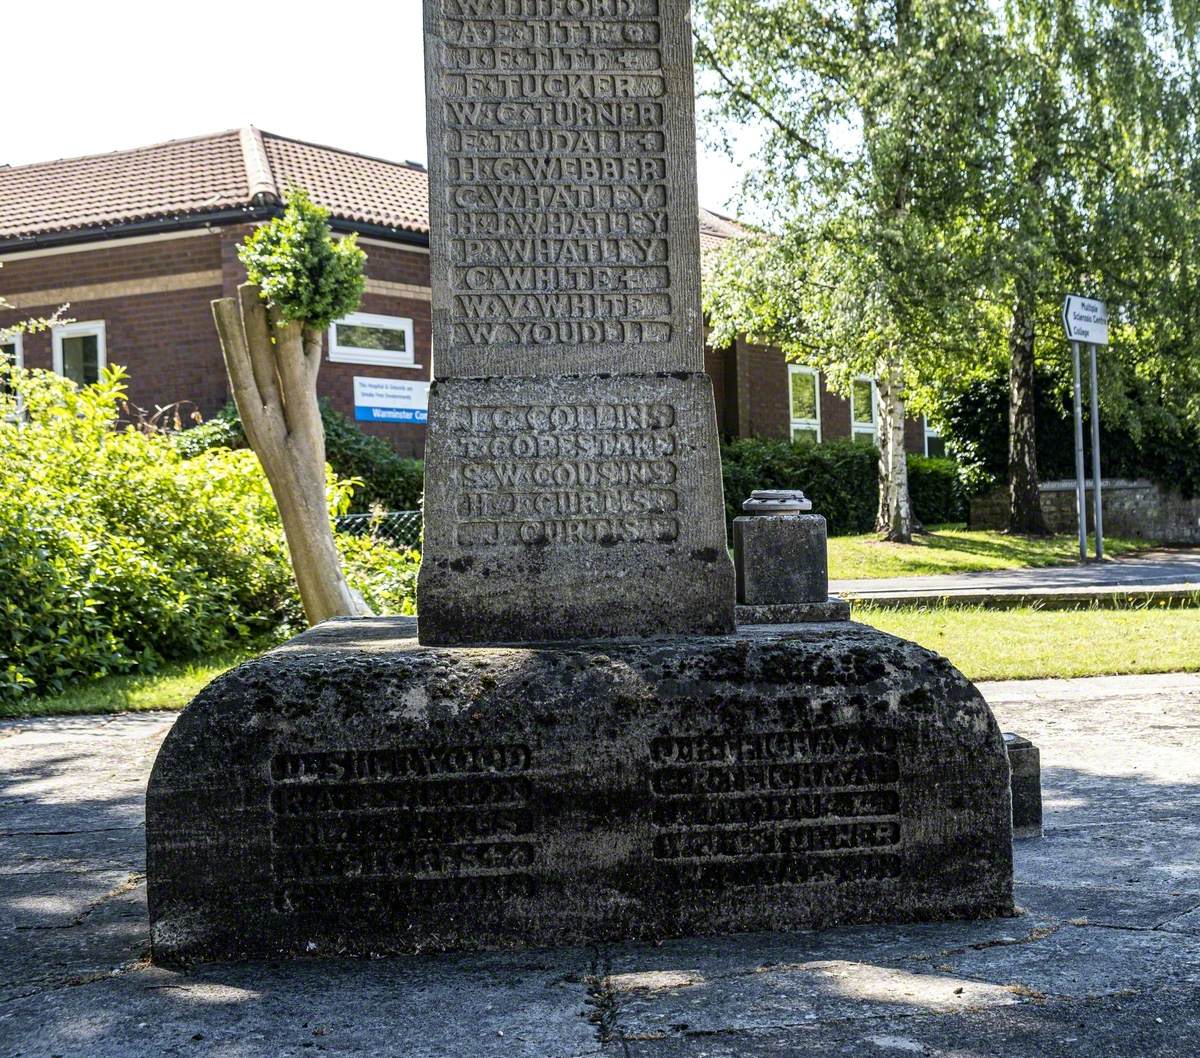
top-left (1088, 343), bottom-right (1104, 559)
top-left (1070, 340), bottom-right (1088, 563)
top-left (1062, 296), bottom-right (1109, 562)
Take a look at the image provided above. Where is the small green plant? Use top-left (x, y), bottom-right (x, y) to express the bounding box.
top-left (237, 188), bottom-right (366, 329)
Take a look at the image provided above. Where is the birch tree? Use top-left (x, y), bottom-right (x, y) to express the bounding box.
top-left (211, 190), bottom-right (373, 625)
top-left (696, 0), bottom-right (1002, 541)
top-left (991, 0), bottom-right (1200, 532)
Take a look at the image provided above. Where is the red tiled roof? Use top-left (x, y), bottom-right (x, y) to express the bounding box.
top-left (260, 134), bottom-right (429, 235)
top-left (0, 128), bottom-right (751, 252)
top-left (0, 130), bottom-right (252, 242)
top-left (0, 128), bottom-right (430, 245)
top-left (699, 207), bottom-right (752, 253)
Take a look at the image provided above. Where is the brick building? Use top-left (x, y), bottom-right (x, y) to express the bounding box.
top-left (0, 129), bottom-right (935, 458)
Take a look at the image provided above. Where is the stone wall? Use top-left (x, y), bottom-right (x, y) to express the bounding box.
top-left (970, 479), bottom-right (1200, 544)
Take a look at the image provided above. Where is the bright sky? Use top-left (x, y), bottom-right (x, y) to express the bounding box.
top-left (4, 0), bottom-right (749, 217)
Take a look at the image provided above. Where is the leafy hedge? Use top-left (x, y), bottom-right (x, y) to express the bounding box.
top-left (720, 438), bottom-right (964, 534)
top-left (175, 400), bottom-right (424, 512)
top-left (907, 455), bottom-right (966, 525)
top-left (938, 368), bottom-right (1200, 499)
top-left (0, 368), bottom-right (417, 703)
top-left (722, 438), bottom-right (878, 535)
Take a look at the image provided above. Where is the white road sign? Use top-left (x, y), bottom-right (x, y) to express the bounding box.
top-left (1062, 295), bottom-right (1109, 345)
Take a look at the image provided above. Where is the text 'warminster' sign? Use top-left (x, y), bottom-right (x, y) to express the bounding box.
top-left (353, 377), bottom-right (430, 424)
top-left (1062, 295), bottom-right (1109, 345)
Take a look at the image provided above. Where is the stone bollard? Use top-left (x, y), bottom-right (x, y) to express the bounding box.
top-left (1005, 733), bottom-right (1044, 839)
top-left (733, 490), bottom-right (850, 624)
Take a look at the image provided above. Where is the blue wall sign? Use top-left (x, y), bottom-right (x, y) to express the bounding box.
top-left (353, 377), bottom-right (430, 424)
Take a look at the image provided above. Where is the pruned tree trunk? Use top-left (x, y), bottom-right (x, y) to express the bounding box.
top-left (875, 359), bottom-right (916, 543)
top-left (212, 283), bottom-right (371, 625)
top-left (1007, 287), bottom-right (1049, 535)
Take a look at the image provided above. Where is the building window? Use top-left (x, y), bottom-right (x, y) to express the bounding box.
top-left (52, 321), bottom-right (106, 386)
top-left (788, 365), bottom-right (821, 443)
top-left (851, 377), bottom-right (877, 445)
top-left (1, 332), bottom-right (23, 404)
top-left (925, 421), bottom-right (947, 458)
top-left (328, 312), bottom-right (416, 367)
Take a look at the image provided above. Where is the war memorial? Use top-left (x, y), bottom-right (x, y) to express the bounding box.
top-left (145, 0), bottom-right (1014, 965)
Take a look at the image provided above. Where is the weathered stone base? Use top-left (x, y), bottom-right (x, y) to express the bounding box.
top-left (737, 598), bottom-right (851, 624)
top-left (146, 618), bottom-right (1014, 966)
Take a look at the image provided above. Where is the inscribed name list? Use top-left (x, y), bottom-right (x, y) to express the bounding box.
top-left (425, 0), bottom-right (705, 377)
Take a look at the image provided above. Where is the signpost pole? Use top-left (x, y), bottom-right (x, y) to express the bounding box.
top-left (1088, 342), bottom-right (1104, 560)
top-left (1063, 295), bottom-right (1108, 563)
top-left (1071, 340), bottom-right (1088, 563)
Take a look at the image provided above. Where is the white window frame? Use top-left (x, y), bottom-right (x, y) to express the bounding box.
top-left (787, 364), bottom-right (821, 442)
top-left (924, 420), bottom-right (944, 457)
top-left (850, 375), bottom-right (878, 443)
top-left (328, 311), bottom-right (417, 368)
top-left (52, 320), bottom-right (106, 382)
top-left (1, 331), bottom-right (24, 419)
top-left (0, 330), bottom-right (23, 371)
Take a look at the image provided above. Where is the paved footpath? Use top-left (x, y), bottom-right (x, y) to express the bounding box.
top-left (832, 547), bottom-right (1200, 607)
top-left (3, 673), bottom-right (1200, 1057)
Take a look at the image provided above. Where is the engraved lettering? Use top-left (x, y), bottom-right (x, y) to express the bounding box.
top-left (648, 726), bottom-right (903, 887)
top-left (268, 744), bottom-right (537, 908)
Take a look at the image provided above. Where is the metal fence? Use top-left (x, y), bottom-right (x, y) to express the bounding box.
top-left (335, 510), bottom-right (423, 549)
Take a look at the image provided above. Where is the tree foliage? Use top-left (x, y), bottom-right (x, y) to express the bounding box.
top-left (697, 0), bottom-right (1004, 540)
top-left (698, 0), bottom-right (1200, 535)
top-left (700, 0), bottom-right (1001, 385)
top-left (238, 189), bottom-right (366, 330)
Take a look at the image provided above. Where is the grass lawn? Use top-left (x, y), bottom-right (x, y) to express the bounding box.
top-left (7, 603), bottom-right (1198, 717)
top-left (1, 643), bottom-right (265, 720)
top-left (828, 525), bottom-right (1156, 580)
top-left (857, 603), bottom-right (1200, 681)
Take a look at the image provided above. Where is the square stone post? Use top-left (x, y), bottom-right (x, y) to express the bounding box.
top-left (418, 0), bottom-right (735, 644)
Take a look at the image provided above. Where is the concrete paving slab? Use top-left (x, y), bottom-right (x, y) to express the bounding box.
top-left (0, 869), bottom-right (135, 929)
top-left (1, 675), bottom-right (1199, 1056)
top-left (2, 953), bottom-right (599, 1058)
top-left (1014, 881), bottom-right (1200, 930)
top-left (613, 986), bottom-right (1200, 1057)
top-left (1160, 903), bottom-right (1200, 935)
top-left (0, 877), bottom-right (147, 1004)
top-left (932, 920), bottom-right (1200, 997)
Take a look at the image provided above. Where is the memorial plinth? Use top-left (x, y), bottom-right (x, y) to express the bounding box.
top-left (147, 618), bottom-right (1013, 966)
top-left (145, 0), bottom-right (1014, 966)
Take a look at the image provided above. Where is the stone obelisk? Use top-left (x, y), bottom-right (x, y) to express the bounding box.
top-left (417, 0), bottom-right (735, 643)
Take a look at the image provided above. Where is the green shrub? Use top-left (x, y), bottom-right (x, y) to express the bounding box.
top-left (907, 455), bottom-right (966, 524)
top-left (319, 403), bottom-right (424, 512)
top-left (174, 400), bottom-right (424, 512)
top-left (721, 438), bottom-right (879, 535)
top-left (238, 188), bottom-right (366, 329)
top-left (171, 403), bottom-right (243, 458)
top-left (337, 535), bottom-right (419, 616)
top-left (937, 367), bottom-right (1200, 500)
top-left (721, 438), bottom-right (964, 534)
top-left (0, 367), bottom-right (417, 703)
